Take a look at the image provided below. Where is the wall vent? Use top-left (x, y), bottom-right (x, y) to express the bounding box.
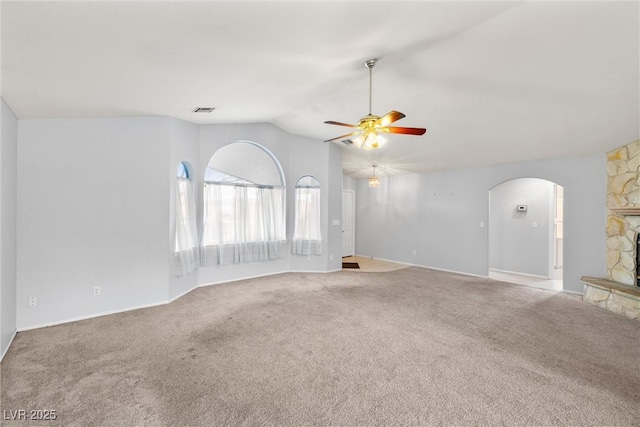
top-left (192, 107), bottom-right (216, 113)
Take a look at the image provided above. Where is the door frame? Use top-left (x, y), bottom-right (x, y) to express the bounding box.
top-left (342, 190), bottom-right (356, 258)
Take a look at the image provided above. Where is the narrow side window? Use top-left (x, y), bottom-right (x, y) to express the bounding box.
top-left (175, 161), bottom-right (199, 276)
top-left (292, 175), bottom-right (322, 256)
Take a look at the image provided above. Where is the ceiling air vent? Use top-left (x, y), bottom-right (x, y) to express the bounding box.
top-left (192, 107), bottom-right (216, 113)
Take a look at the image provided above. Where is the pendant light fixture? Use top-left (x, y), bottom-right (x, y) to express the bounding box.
top-left (368, 164), bottom-right (380, 188)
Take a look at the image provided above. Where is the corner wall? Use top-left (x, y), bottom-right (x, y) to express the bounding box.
top-left (355, 153), bottom-right (605, 294)
top-left (288, 135), bottom-right (330, 272)
top-left (168, 118), bottom-right (200, 300)
top-left (14, 117), bottom-right (340, 331)
top-left (1, 99), bottom-right (18, 358)
top-left (17, 117), bottom-right (173, 329)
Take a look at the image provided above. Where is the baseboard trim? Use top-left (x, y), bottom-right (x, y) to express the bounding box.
top-left (198, 270), bottom-right (290, 288)
top-left (417, 264), bottom-right (489, 279)
top-left (563, 289), bottom-right (584, 296)
top-left (16, 270), bottom-right (300, 333)
top-left (353, 255), bottom-right (489, 279)
top-left (489, 268), bottom-right (550, 280)
top-left (17, 298), bottom-right (168, 332)
top-left (0, 330), bottom-right (17, 362)
top-left (355, 254), bottom-right (415, 267)
top-left (168, 284), bottom-right (199, 304)
top-left (290, 269), bottom-right (341, 274)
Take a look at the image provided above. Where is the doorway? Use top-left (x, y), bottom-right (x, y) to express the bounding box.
top-left (488, 178), bottom-right (563, 292)
top-left (342, 190), bottom-right (355, 258)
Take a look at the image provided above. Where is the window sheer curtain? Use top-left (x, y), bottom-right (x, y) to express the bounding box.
top-left (292, 186), bottom-right (322, 255)
top-left (201, 183), bottom-right (285, 265)
top-left (174, 178), bottom-right (199, 276)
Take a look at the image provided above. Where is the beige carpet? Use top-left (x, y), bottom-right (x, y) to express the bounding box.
top-left (2, 267), bottom-right (639, 426)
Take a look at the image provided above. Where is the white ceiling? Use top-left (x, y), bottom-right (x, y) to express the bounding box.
top-left (2, 1), bottom-right (639, 178)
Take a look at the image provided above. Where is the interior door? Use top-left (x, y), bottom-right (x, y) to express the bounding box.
top-left (342, 190), bottom-right (355, 257)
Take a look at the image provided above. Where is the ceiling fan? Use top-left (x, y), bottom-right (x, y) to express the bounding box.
top-left (324, 58), bottom-right (426, 150)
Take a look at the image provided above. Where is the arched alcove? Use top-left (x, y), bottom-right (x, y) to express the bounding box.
top-left (201, 141), bottom-right (286, 266)
top-left (488, 177), bottom-right (563, 291)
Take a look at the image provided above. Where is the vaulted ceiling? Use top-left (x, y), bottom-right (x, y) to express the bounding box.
top-left (2, 1), bottom-right (638, 178)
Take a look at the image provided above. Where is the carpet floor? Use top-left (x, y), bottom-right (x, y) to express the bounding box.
top-left (1, 267), bottom-right (639, 426)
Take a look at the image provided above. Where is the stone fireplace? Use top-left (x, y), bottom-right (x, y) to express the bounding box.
top-left (581, 139), bottom-right (640, 319)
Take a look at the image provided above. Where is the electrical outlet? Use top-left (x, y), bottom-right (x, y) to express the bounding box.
top-left (93, 286), bottom-right (101, 296)
top-left (329, 254), bottom-right (334, 260)
top-left (480, 221), bottom-right (485, 228)
top-left (532, 222), bottom-right (538, 228)
top-left (412, 250), bottom-right (417, 255)
top-left (28, 296), bottom-right (37, 307)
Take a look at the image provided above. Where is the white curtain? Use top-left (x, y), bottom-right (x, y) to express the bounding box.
top-left (201, 183), bottom-right (285, 265)
top-left (174, 178), bottom-right (199, 276)
top-left (292, 186), bottom-right (322, 255)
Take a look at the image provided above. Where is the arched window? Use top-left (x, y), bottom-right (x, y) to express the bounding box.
top-left (201, 141), bottom-right (286, 265)
top-left (177, 161), bottom-right (189, 179)
top-left (292, 175), bottom-right (322, 255)
top-left (174, 161), bottom-right (199, 276)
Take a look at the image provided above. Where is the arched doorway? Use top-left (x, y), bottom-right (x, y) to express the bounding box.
top-left (488, 178), bottom-right (563, 291)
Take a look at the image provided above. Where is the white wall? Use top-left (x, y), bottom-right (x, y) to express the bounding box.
top-left (17, 117), bottom-right (172, 329)
top-left (343, 174), bottom-right (357, 191)
top-left (1, 99), bottom-right (18, 358)
top-left (489, 178), bottom-right (554, 277)
top-left (355, 153), bottom-right (605, 294)
top-left (327, 144), bottom-right (343, 271)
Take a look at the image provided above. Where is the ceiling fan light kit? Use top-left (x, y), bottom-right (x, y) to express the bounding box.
top-left (324, 58), bottom-right (426, 150)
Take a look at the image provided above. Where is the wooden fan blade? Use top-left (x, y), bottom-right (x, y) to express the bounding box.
top-left (324, 120), bottom-right (357, 128)
top-left (378, 110), bottom-right (406, 127)
top-left (383, 126), bottom-right (427, 135)
top-left (324, 132), bottom-right (358, 142)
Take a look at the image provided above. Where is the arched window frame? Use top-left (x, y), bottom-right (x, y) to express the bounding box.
top-left (201, 141), bottom-right (286, 266)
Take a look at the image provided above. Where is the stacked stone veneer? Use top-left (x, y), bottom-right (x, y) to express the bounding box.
top-left (606, 139), bottom-right (640, 286)
top-left (585, 139), bottom-right (640, 320)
